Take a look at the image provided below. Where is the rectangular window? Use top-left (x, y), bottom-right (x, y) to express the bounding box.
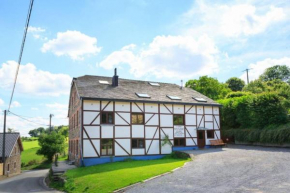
top-left (101, 139), bottom-right (113, 156)
top-left (173, 115), bottom-right (184, 125)
top-left (132, 113), bottom-right (144, 124)
top-left (132, 139), bottom-right (145, 148)
top-left (14, 162), bottom-right (16, 169)
top-left (174, 138), bottom-right (185, 146)
top-left (101, 112), bottom-right (114, 124)
top-left (7, 164), bottom-right (9, 172)
top-left (207, 130), bottom-right (215, 139)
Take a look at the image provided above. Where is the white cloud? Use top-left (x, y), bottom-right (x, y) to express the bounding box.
top-left (99, 35), bottom-right (219, 79)
top-left (0, 61), bottom-right (72, 96)
top-left (240, 57), bottom-right (290, 82)
top-left (182, 1), bottom-right (286, 37)
top-left (41, 31), bottom-right (101, 60)
top-left (46, 103), bottom-right (68, 119)
top-left (0, 98), bottom-right (4, 106)
top-left (27, 26), bottom-right (45, 33)
top-left (11, 101), bottom-right (21, 108)
top-left (31, 107), bottom-right (38, 111)
top-left (46, 103), bottom-right (67, 109)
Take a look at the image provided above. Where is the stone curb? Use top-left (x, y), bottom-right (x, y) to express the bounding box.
top-left (113, 159), bottom-right (192, 193)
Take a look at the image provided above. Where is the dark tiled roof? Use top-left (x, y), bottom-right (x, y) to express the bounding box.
top-left (0, 133), bottom-right (22, 158)
top-left (74, 75), bottom-right (220, 106)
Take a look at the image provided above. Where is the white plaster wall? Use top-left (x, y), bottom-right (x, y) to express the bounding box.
top-left (84, 126), bottom-right (100, 138)
top-left (115, 126), bottom-right (130, 138)
top-left (145, 114), bottom-right (159, 125)
top-left (205, 122), bottom-right (213, 130)
top-left (132, 125), bottom-right (144, 138)
top-left (173, 105), bottom-right (184, 114)
top-left (83, 112), bottom-right (99, 125)
top-left (83, 100), bottom-right (100, 111)
top-left (215, 130), bottom-right (221, 139)
top-left (161, 143), bottom-right (172, 154)
top-left (145, 127), bottom-right (159, 139)
top-left (185, 126), bottom-right (197, 137)
top-left (115, 139), bottom-right (130, 156)
top-left (205, 115), bottom-right (213, 121)
top-left (115, 102), bottom-right (130, 112)
top-left (83, 139), bottom-right (100, 157)
top-left (101, 101), bottom-right (113, 111)
top-left (160, 128), bottom-right (173, 139)
top-left (204, 106), bottom-right (212, 114)
top-left (213, 115), bottom-right (220, 129)
top-left (185, 105), bottom-right (196, 114)
top-left (213, 107), bottom-right (219, 115)
top-left (186, 138), bottom-right (197, 146)
top-left (185, 114), bottom-right (196, 125)
top-left (146, 140), bottom-right (160, 154)
top-left (197, 115), bottom-right (204, 128)
top-left (160, 104), bottom-right (172, 114)
top-left (145, 103), bottom-right (158, 113)
top-left (115, 112), bottom-right (130, 125)
top-left (101, 126), bottom-right (114, 138)
top-left (160, 114), bottom-right (173, 127)
top-left (132, 102), bottom-right (144, 112)
top-left (197, 106), bottom-right (204, 114)
top-left (174, 126), bottom-right (185, 137)
top-left (132, 149), bottom-right (145, 155)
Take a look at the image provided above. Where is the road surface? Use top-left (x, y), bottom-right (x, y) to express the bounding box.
top-left (0, 169), bottom-right (59, 193)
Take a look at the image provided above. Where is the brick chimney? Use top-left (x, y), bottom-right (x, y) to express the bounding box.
top-left (112, 68), bottom-right (118, 87)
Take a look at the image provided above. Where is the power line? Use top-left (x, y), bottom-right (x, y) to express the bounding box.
top-left (242, 68), bottom-right (252, 84)
top-left (8, 111), bottom-right (48, 127)
top-left (8, 0), bottom-right (34, 111)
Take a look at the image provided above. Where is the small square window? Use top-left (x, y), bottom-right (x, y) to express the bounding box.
top-left (132, 139), bottom-right (145, 148)
top-left (99, 80), bottom-right (110, 84)
top-left (207, 130), bottom-right (215, 139)
top-left (149, 82), bottom-right (160, 86)
top-left (194, 97), bottom-right (207, 102)
top-left (173, 115), bottom-right (184, 125)
top-left (132, 113), bottom-right (144, 124)
top-left (101, 112), bottom-right (114, 124)
top-left (174, 138), bottom-right (185, 146)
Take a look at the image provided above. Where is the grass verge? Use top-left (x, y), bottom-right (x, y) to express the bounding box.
top-left (50, 156), bottom-right (190, 193)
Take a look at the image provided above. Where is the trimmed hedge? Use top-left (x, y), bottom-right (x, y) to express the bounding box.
top-left (222, 123), bottom-right (290, 144)
top-left (218, 92), bottom-right (288, 129)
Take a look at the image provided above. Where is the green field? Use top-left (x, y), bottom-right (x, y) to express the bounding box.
top-left (51, 158), bottom-right (190, 193)
top-left (21, 138), bottom-right (68, 170)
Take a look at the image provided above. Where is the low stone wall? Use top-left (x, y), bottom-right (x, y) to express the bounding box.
top-left (235, 140), bottom-right (290, 148)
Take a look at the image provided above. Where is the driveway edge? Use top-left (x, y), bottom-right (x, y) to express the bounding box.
top-left (113, 160), bottom-right (192, 193)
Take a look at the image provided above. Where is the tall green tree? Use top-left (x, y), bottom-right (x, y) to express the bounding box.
top-left (37, 132), bottom-right (65, 161)
top-left (260, 65), bottom-right (290, 83)
top-left (243, 80), bottom-right (268, 94)
top-left (226, 77), bottom-right (245, 91)
top-left (185, 76), bottom-right (231, 100)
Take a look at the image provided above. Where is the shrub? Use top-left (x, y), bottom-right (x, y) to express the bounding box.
top-left (167, 151), bottom-right (190, 159)
top-left (225, 91), bottom-right (252, 99)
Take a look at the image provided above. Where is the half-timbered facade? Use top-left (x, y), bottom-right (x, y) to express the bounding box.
top-left (68, 69), bottom-right (221, 166)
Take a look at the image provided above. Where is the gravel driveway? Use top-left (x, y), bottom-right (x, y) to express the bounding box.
top-left (126, 145), bottom-right (290, 193)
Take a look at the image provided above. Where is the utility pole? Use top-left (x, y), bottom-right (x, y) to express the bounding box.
top-left (2, 110), bottom-right (7, 175)
top-left (243, 68), bottom-right (251, 84)
top-left (49, 114), bottom-right (54, 132)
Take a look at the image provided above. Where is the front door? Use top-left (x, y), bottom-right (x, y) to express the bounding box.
top-left (197, 130), bottom-right (205, 148)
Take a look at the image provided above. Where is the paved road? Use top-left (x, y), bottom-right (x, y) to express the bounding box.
top-left (126, 145), bottom-right (290, 193)
top-left (0, 169), bottom-right (59, 193)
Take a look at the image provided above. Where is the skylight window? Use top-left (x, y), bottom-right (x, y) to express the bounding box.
top-left (149, 82), bottom-right (160, 86)
top-left (167, 95), bottom-right (181, 100)
top-left (99, 80), bottom-right (109, 84)
top-left (136, 93), bottom-right (150, 98)
top-left (194, 97), bottom-right (207, 102)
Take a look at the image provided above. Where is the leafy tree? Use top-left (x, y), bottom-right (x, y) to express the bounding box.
top-left (225, 91), bottom-right (252, 99)
top-left (226, 77), bottom-right (245, 91)
top-left (7, 128), bottom-right (16, 133)
top-left (243, 80), bottom-right (268, 94)
top-left (260, 65), bottom-right (290, 83)
top-left (28, 129), bottom-right (39, 137)
top-left (185, 76), bottom-right (231, 100)
top-left (37, 132), bottom-right (65, 161)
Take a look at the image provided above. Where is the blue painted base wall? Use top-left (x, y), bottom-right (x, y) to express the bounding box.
top-left (82, 146), bottom-right (213, 166)
top-left (83, 155), bottom-right (165, 167)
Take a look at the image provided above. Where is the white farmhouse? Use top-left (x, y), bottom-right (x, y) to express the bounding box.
top-left (68, 69), bottom-right (221, 166)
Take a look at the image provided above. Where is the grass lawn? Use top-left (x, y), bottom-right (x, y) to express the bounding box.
top-left (51, 157), bottom-right (190, 193)
top-left (21, 138), bottom-right (68, 170)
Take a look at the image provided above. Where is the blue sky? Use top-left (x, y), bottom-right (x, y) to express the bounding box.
top-left (0, 0), bottom-right (289, 136)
